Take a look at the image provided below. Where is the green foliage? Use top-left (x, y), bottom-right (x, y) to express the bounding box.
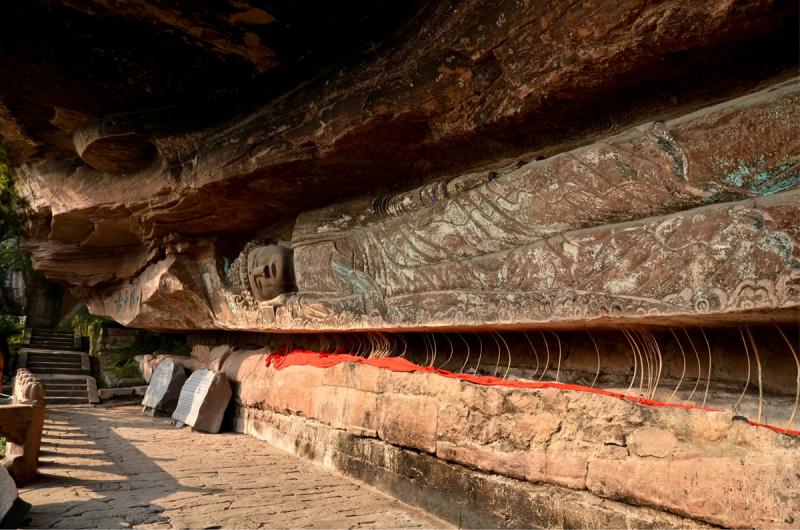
top-left (0, 437), bottom-right (5, 457)
top-left (0, 143), bottom-right (31, 302)
top-left (113, 333), bottom-right (191, 359)
top-left (0, 314), bottom-right (24, 344)
top-left (70, 308), bottom-right (112, 355)
top-left (0, 143), bottom-right (26, 240)
top-left (112, 358), bottom-right (142, 380)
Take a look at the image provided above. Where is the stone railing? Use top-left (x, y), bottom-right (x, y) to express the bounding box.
top-left (0, 369), bottom-right (46, 485)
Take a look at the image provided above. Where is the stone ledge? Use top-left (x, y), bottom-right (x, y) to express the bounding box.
top-left (234, 407), bottom-right (709, 529)
top-left (224, 354), bottom-right (800, 528)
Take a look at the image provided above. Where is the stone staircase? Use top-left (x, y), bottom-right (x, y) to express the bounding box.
top-left (19, 329), bottom-right (98, 405)
top-left (28, 328), bottom-right (77, 351)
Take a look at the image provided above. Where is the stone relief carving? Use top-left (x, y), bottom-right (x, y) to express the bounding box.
top-left (98, 80), bottom-right (800, 332)
top-left (221, 184), bottom-right (799, 330)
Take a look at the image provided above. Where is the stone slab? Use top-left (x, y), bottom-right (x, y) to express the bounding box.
top-left (0, 464), bottom-right (16, 521)
top-left (142, 361), bottom-right (187, 414)
top-left (172, 369), bottom-right (231, 433)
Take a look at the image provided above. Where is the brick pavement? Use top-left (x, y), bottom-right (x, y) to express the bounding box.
top-left (19, 406), bottom-right (448, 529)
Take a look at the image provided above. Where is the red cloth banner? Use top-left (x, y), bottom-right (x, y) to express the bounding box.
top-left (265, 348), bottom-right (800, 436)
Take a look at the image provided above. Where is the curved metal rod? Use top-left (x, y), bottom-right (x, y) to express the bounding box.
top-left (549, 331), bottom-right (562, 383)
top-left (625, 329), bottom-right (646, 396)
top-left (490, 332), bottom-right (511, 380)
top-left (500, 333), bottom-right (512, 380)
top-left (457, 332), bottom-right (471, 374)
top-left (744, 326), bottom-right (764, 423)
top-left (772, 321), bottom-right (800, 430)
top-left (373, 332), bottom-right (383, 358)
top-left (668, 328), bottom-right (687, 403)
top-left (523, 331), bottom-right (539, 381)
top-left (382, 332), bottom-right (392, 358)
top-left (397, 334), bottom-right (408, 358)
top-left (537, 331), bottom-right (550, 383)
top-left (633, 330), bottom-right (647, 396)
top-left (637, 330), bottom-right (653, 397)
top-left (491, 332), bottom-right (502, 378)
top-left (372, 332), bottom-right (385, 358)
top-left (421, 333), bottom-right (431, 366)
top-left (429, 333), bottom-right (438, 367)
top-left (650, 329), bottom-right (664, 400)
top-left (471, 332), bottom-right (484, 375)
top-left (641, 329), bottom-right (660, 399)
top-left (440, 334), bottom-right (455, 370)
top-left (699, 327), bottom-right (712, 408)
top-left (733, 327), bottom-right (751, 414)
top-left (682, 327), bottom-right (702, 405)
top-left (623, 329), bottom-right (639, 395)
top-left (365, 332), bottom-right (374, 358)
top-left (587, 330), bottom-right (601, 388)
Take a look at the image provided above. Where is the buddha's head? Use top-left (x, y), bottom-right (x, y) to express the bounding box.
top-left (246, 245), bottom-right (295, 301)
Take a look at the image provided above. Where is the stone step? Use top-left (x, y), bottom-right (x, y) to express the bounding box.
top-left (45, 396), bottom-right (89, 405)
top-left (30, 343), bottom-right (75, 350)
top-left (29, 347), bottom-right (80, 354)
top-left (27, 367), bottom-right (90, 376)
top-left (31, 329), bottom-right (74, 337)
top-left (27, 350), bottom-right (82, 357)
top-left (28, 340), bottom-right (74, 350)
top-left (46, 385), bottom-right (89, 399)
top-left (27, 353), bottom-right (82, 360)
top-left (30, 333), bottom-right (74, 339)
top-left (29, 332), bottom-right (75, 338)
top-left (44, 383), bottom-right (87, 391)
top-left (27, 362), bottom-right (83, 370)
top-left (30, 342), bottom-right (76, 348)
top-left (27, 352), bottom-right (82, 359)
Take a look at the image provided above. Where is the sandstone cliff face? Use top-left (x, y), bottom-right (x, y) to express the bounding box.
top-left (5, 0), bottom-right (798, 334)
top-left (5, 5), bottom-right (800, 527)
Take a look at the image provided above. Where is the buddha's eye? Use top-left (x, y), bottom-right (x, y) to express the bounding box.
top-left (271, 263), bottom-right (277, 278)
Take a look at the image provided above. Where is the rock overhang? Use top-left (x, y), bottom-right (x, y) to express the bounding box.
top-left (1, 0), bottom-right (798, 333)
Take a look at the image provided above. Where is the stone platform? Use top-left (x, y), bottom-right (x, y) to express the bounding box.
top-left (19, 406), bottom-right (446, 529)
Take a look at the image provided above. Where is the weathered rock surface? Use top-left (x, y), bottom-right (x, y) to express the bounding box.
top-left (222, 350), bottom-right (800, 528)
top-left (5, 3), bottom-right (799, 527)
top-left (81, 80), bottom-right (800, 331)
top-left (7, 1), bottom-right (798, 325)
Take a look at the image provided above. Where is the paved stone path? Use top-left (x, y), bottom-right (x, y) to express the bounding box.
top-left (20, 406), bottom-right (448, 529)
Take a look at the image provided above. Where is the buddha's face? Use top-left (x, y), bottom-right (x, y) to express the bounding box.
top-left (246, 245), bottom-right (294, 301)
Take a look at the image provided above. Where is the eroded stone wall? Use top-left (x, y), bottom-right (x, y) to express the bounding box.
top-left (159, 344), bottom-right (800, 528)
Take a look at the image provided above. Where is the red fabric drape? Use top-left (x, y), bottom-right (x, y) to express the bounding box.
top-left (265, 348), bottom-right (800, 436)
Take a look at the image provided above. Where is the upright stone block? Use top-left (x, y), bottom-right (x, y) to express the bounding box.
top-left (141, 360), bottom-right (187, 415)
top-left (172, 369), bottom-right (232, 433)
